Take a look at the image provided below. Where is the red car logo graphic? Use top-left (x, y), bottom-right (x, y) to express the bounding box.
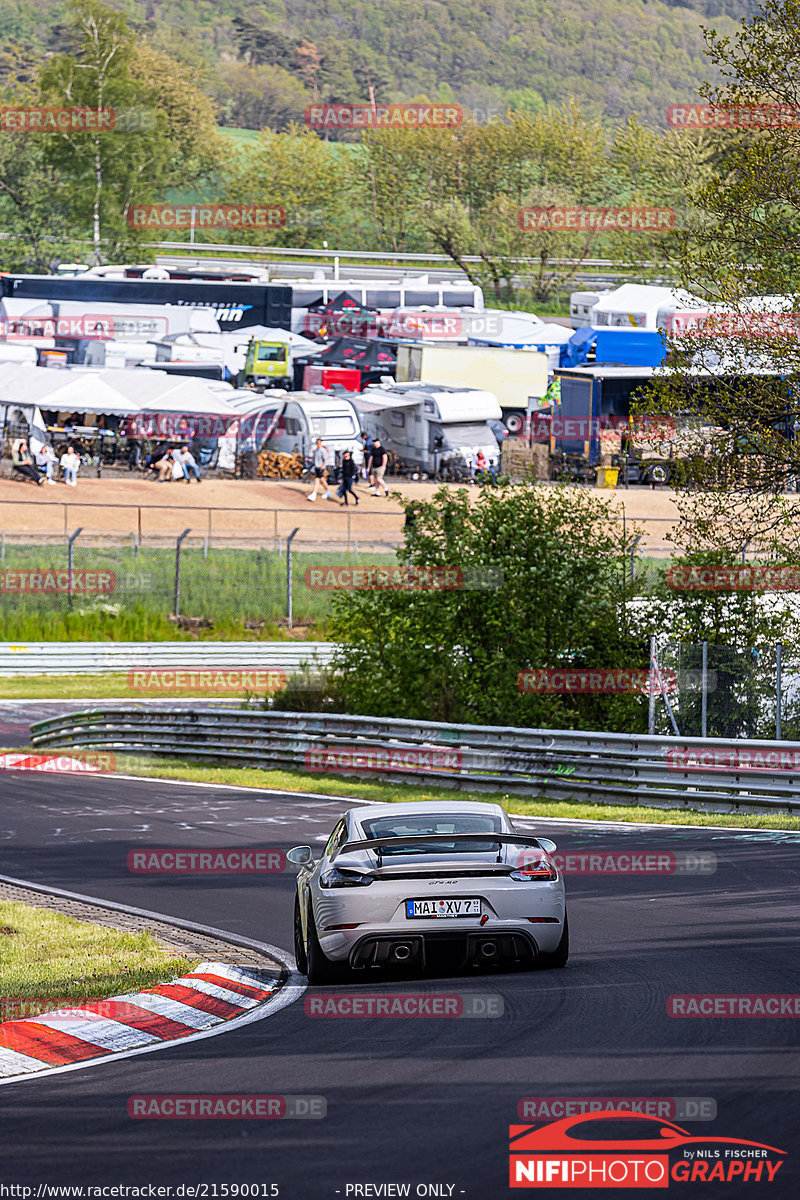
top-left (509, 1111), bottom-right (786, 1189)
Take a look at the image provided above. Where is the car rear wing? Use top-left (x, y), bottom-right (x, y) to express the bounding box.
top-left (335, 832), bottom-right (551, 863)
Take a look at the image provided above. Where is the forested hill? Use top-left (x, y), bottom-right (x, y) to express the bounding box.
top-left (0, 0), bottom-right (754, 130)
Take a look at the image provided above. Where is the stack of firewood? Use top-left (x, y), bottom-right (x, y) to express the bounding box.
top-left (257, 450), bottom-right (304, 478)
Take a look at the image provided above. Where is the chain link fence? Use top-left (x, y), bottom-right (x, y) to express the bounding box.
top-left (0, 533), bottom-right (401, 635)
top-left (651, 639), bottom-right (800, 741)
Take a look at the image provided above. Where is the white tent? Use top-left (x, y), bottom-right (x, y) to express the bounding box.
top-left (591, 284), bottom-right (703, 330)
top-left (69, 368), bottom-right (241, 415)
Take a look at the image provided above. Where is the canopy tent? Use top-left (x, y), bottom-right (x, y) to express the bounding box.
top-left (69, 368), bottom-right (241, 416)
top-left (313, 338), bottom-right (397, 368)
top-left (0, 363), bottom-right (141, 415)
top-left (469, 314), bottom-right (574, 368)
top-left (308, 290), bottom-right (373, 314)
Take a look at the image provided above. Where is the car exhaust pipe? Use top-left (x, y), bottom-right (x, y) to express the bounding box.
top-left (392, 943), bottom-right (412, 962)
top-left (479, 941), bottom-right (498, 959)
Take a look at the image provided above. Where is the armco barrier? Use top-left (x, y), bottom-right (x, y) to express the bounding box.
top-left (28, 709), bottom-right (800, 815)
top-left (0, 642), bottom-right (336, 676)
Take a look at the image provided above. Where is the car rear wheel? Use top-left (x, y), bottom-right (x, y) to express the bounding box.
top-left (306, 905), bottom-right (345, 985)
top-left (536, 913), bottom-right (569, 969)
top-left (293, 897), bottom-right (308, 975)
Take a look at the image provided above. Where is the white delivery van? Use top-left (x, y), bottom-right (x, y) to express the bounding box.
top-left (353, 382), bottom-right (501, 474)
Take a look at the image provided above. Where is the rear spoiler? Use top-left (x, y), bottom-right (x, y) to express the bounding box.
top-left (335, 832), bottom-right (550, 863)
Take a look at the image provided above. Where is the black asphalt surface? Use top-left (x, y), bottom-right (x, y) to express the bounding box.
top-left (0, 758), bottom-right (798, 1197)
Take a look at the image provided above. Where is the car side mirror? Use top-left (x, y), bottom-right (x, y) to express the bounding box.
top-left (287, 845), bottom-right (313, 866)
top-left (537, 838), bottom-right (557, 853)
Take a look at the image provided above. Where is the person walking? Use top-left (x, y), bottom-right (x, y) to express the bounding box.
top-left (308, 437), bottom-right (332, 501)
top-left (338, 450), bottom-right (359, 506)
top-left (59, 443), bottom-right (80, 486)
top-left (369, 437), bottom-right (390, 497)
top-left (359, 430), bottom-right (374, 481)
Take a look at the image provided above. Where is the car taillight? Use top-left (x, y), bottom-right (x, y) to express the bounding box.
top-left (319, 867), bottom-right (374, 888)
top-left (509, 858), bottom-right (557, 881)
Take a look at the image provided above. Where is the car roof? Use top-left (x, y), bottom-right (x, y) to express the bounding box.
top-left (346, 800), bottom-right (509, 828)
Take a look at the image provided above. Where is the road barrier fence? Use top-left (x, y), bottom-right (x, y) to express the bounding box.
top-left (28, 708), bottom-right (800, 814)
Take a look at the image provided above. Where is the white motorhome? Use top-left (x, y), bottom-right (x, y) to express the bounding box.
top-left (227, 390), bottom-right (364, 465)
top-left (353, 382), bottom-right (501, 473)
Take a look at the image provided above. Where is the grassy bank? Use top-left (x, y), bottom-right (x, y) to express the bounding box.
top-left (0, 673), bottom-right (279, 700)
top-left (106, 755), bottom-right (800, 830)
top-left (0, 900), bottom-right (196, 1004)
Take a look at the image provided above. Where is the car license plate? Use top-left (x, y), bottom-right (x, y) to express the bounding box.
top-left (406, 897), bottom-right (481, 919)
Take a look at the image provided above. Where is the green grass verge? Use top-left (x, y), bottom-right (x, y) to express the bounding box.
top-left (107, 755), bottom-right (800, 830)
top-left (0, 674), bottom-right (276, 700)
top-left (0, 901), bottom-right (197, 1002)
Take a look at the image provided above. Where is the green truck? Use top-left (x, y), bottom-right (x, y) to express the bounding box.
top-left (243, 337), bottom-right (291, 388)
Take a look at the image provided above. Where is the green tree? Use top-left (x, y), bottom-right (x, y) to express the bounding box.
top-left (329, 485), bottom-right (645, 729)
top-left (38, 0), bottom-right (223, 262)
top-left (639, 0), bottom-right (800, 550)
top-left (220, 127), bottom-right (359, 247)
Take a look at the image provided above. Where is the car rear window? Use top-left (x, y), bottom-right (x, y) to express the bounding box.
top-left (359, 813), bottom-right (503, 855)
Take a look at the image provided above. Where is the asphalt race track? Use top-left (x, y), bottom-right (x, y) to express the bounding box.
top-left (0, 766), bottom-right (798, 1198)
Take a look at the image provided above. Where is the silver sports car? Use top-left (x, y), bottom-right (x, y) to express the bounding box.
top-left (288, 800), bottom-right (568, 984)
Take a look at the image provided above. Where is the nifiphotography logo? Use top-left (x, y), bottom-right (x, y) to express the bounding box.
top-left (508, 1111), bottom-right (786, 1187)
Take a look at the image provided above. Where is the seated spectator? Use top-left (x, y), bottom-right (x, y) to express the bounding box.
top-left (34, 442), bottom-right (58, 485)
top-left (12, 439), bottom-right (46, 485)
top-left (177, 444), bottom-right (201, 483)
top-left (60, 443), bottom-right (80, 486)
top-left (155, 450), bottom-right (175, 482)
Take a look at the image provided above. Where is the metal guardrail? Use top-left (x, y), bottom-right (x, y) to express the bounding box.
top-left (28, 708), bottom-right (800, 815)
top-left (152, 243), bottom-right (655, 270)
top-left (0, 642), bottom-right (336, 675)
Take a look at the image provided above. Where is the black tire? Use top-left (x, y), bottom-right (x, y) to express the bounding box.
top-left (293, 896), bottom-right (308, 976)
top-left (306, 904), bottom-right (345, 985)
top-left (536, 913), bottom-right (569, 969)
top-left (648, 463), bottom-right (670, 485)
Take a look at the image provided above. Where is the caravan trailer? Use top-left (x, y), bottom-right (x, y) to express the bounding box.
top-left (353, 382), bottom-right (501, 474)
top-left (235, 391), bottom-right (364, 465)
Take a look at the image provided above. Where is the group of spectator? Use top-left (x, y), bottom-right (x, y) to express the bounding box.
top-left (306, 430), bottom-right (390, 505)
top-left (146, 443), bottom-right (202, 484)
top-left (11, 439), bottom-right (81, 486)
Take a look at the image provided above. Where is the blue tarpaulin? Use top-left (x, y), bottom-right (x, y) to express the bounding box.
top-left (564, 327), bottom-right (667, 368)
